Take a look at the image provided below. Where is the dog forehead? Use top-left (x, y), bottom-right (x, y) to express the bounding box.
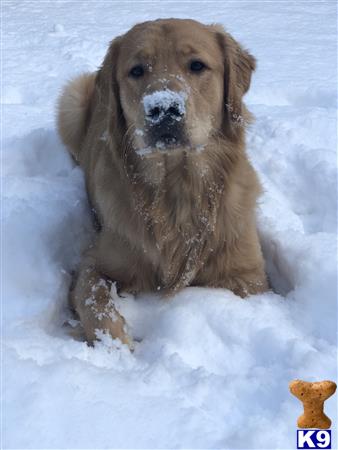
top-left (120, 19), bottom-right (217, 58)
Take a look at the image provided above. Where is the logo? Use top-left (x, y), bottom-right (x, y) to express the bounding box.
top-left (289, 379), bottom-right (337, 449)
top-left (297, 430), bottom-right (331, 449)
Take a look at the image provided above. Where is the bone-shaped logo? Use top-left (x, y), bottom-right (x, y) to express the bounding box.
top-left (289, 380), bottom-right (337, 429)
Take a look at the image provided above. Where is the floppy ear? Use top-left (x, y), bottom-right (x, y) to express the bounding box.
top-left (213, 26), bottom-right (256, 135)
top-left (95, 36), bottom-right (126, 142)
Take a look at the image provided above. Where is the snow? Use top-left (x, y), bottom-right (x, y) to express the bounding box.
top-left (2, 1), bottom-right (337, 449)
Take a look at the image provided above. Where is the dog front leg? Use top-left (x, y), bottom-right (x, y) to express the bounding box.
top-left (225, 268), bottom-right (269, 298)
top-left (70, 257), bottom-right (133, 348)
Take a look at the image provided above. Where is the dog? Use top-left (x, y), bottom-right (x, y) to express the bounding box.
top-left (57, 19), bottom-right (268, 347)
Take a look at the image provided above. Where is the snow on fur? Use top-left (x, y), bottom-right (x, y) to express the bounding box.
top-left (143, 89), bottom-right (187, 123)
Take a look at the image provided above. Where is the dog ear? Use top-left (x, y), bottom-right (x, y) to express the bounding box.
top-left (213, 25), bottom-right (256, 136)
top-left (96, 36), bottom-right (126, 141)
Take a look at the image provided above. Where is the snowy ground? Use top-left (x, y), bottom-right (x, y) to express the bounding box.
top-left (2, 1), bottom-right (337, 449)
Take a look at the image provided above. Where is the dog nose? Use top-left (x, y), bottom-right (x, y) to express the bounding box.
top-left (143, 90), bottom-right (187, 147)
top-left (143, 89), bottom-right (186, 125)
top-left (147, 103), bottom-right (183, 122)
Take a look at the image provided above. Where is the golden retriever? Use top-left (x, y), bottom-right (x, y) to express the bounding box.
top-left (57, 19), bottom-right (268, 347)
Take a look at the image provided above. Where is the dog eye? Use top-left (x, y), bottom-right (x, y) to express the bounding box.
top-left (190, 60), bottom-right (206, 72)
top-left (129, 65), bottom-right (144, 78)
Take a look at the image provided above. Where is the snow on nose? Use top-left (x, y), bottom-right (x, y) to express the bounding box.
top-left (143, 89), bottom-right (187, 124)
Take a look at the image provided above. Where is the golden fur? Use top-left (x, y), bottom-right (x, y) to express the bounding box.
top-left (57, 19), bottom-right (268, 346)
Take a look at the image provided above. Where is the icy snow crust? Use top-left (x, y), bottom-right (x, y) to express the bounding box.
top-left (3, 2), bottom-right (337, 449)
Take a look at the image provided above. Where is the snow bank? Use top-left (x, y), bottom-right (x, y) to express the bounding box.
top-left (3, 1), bottom-right (337, 449)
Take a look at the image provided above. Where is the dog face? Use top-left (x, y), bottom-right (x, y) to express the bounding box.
top-left (98, 19), bottom-right (256, 154)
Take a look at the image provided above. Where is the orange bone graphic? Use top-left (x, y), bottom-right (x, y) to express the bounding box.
top-left (289, 380), bottom-right (337, 429)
